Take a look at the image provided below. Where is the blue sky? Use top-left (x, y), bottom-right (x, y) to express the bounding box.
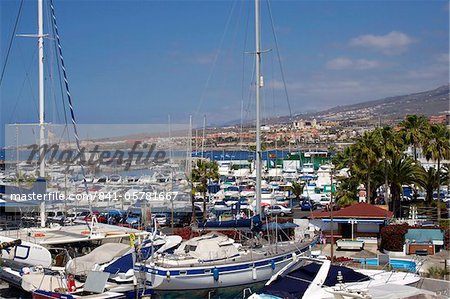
top-left (0, 0), bottom-right (448, 145)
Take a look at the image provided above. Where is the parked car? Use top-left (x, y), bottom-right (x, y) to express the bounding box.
top-left (300, 199), bottom-right (316, 211)
top-left (98, 210), bottom-right (126, 224)
top-left (125, 212), bottom-right (142, 227)
top-left (47, 210), bottom-right (65, 223)
top-left (265, 205), bottom-right (292, 217)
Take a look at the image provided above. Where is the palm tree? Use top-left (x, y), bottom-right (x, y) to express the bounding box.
top-left (399, 115), bottom-right (430, 161)
top-left (387, 154), bottom-right (421, 217)
top-left (354, 131), bottom-right (381, 203)
top-left (191, 159), bottom-right (219, 221)
top-left (417, 166), bottom-right (448, 204)
top-left (288, 181), bottom-right (304, 207)
top-left (335, 175), bottom-right (359, 207)
top-left (423, 124), bottom-right (450, 221)
top-left (379, 126), bottom-right (407, 207)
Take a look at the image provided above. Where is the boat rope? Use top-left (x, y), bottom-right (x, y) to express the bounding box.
top-left (266, 0), bottom-right (292, 118)
top-left (0, 0), bottom-right (24, 88)
top-left (49, 0), bottom-right (91, 215)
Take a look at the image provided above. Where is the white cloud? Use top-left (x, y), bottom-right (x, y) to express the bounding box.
top-left (436, 53), bottom-right (450, 64)
top-left (350, 31), bottom-right (415, 55)
top-left (193, 52), bottom-right (217, 65)
top-left (326, 57), bottom-right (381, 70)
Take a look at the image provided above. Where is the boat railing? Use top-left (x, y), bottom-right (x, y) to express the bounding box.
top-left (242, 287), bottom-right (253, 298)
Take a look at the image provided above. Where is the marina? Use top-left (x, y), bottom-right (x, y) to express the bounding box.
top-left (0, 0), bottom-right (449, 298)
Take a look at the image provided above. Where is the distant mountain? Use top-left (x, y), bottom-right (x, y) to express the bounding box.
top-left (291, 84), bottom-right (449, 124)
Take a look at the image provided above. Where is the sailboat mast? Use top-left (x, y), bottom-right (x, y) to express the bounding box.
top-left (38, 0), bottom-right (46, 228)
top-left (255, 0), bottom-right (262, 216)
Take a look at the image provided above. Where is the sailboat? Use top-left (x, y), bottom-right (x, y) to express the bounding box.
top-left (139, 0), bottom-right (317, 291)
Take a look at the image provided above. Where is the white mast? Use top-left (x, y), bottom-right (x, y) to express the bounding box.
top-left (201, 115), bottom-right (206, 158)
top-left (186, 115), bottom-right (192, 176)
top-left (38, 0), bottom-right (46, 228)
top-left (255, 0), bottom-right (262, 216)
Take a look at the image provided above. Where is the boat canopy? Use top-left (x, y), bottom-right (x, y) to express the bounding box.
top-left (258, 262), bottom-right (370, 299)
top-left (66, 243), bottom-right (130, 275)
top-left (174, 233), bottom-right (240, 262)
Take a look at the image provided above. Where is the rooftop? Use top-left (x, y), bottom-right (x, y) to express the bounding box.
top-left (310, 203), bottom-right (393, 219)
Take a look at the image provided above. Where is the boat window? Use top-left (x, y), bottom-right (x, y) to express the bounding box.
top-left (14, 245), bottom-right (30, 260)
top-left (179, 270), bottom-right (187, 275)
top-left (185, 245), bottom-right (197, 253)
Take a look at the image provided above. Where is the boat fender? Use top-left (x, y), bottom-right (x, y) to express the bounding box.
top-left (252, 267), bottom-right (257, 280)
top-left (166, 271), bottom-right (171, 281)
top-left (292, 252), bottom-right (297, 262)
top-left (20, 267), bottom-right (30, 276)
top-left (67, 274), bottom-right (76, 293)
top-left (212, 267), bottom-right (219, 281)
top-left (271, 260), bottom-right (276, 270)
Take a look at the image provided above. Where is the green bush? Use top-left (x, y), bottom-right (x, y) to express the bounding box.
top-left (424, 266), bottom-right (449, 279)
top-left (439, 219), bottom-right (450, 230)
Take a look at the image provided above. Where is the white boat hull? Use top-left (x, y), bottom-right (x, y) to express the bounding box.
top-left (143, 252), bottom-right (298, 290)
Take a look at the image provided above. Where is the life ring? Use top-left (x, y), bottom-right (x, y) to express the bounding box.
top-left (34, 232), bottom-right (45, 237)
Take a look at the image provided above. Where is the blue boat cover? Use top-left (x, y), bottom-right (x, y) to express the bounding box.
top-left (202, 215), bottom-right (262, 229)
top-left (258, 262), bottom-right (370, 298)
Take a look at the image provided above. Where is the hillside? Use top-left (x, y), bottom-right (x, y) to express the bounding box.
top-left (294, 84), bottom-right (449, 124)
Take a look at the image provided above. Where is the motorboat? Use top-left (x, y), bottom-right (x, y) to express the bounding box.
top-left (249, 256), bottom-right (425, 299)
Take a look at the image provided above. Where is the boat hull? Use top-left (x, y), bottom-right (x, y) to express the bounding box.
top-left (143, 245), bottom-right (313, 291)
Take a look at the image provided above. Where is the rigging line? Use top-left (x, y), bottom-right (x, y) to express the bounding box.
top-left (15, 42), bottom-right (40, 121)
top-left (47, 0), bottom-right (71, 149)
top-left (49, 0), bottom-right (90, 209)
top-left (48, 0), bottom-right (68, 128)
top-left (43, 44), bottom-right (61, 124)
top-left (193, 0), bottom-right (238, 120)
top-left (240, 0), bottom-right (251, 150)
top-left (0, 0), bottom-right (24, 88)
top-left (266, 0), bottom-right (292, 118)
top-left (45, 0), bottom-right (62, 125)
top-left (9, 44), bottom-right (39, 123)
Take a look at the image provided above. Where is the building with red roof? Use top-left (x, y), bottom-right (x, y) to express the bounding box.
top-left (309, 203), bottom-right (393, 241)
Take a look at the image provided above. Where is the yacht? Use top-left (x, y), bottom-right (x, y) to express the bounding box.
top-left (249, 256), bottom-right (426, 299)
top-left (140, 232), bottom-right (315, 291)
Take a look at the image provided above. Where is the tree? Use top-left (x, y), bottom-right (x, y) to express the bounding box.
top-left (423, 124), bottom-right (450, 221)
top-left (379, 126), bottom-right (407, 207)
top-left (399, 115), bottom-right (430, 161)
top-left (386, 154), bottom-right (421, 218)
top-left (417, 166), bottom-right (448, 204)
top-left (289, 181), bottom-right (304, 200)
top-left (353, 131), bottom-right (382, 204)
top-left (191, 159), bottom-right (219, 221)
top-left (334, 175), bottom-right (358, 207)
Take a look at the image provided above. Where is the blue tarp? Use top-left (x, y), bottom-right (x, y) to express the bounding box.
top-left (405, 228), bottom-right (444, 243)
top-left (262, 222), bottom-right (298, 230)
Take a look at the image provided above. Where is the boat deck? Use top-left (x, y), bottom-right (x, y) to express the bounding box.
top-left (152, 239), bottom-right (314, 268)
top-left (0, 223), bottom-right (148, 246)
